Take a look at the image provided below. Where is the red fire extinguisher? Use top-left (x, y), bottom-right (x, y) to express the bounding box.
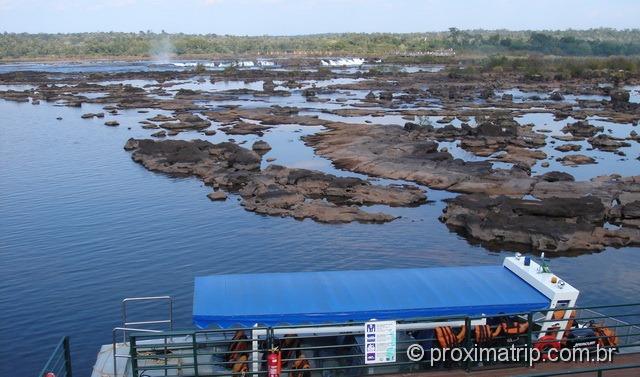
top-left (267, 347), bottom-right (281, 377)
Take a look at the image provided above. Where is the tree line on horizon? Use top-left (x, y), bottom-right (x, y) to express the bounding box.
top-left (0, 29), bottom-right (639, 59)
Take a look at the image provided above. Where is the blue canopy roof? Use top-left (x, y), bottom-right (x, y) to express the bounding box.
top-left (193, 265), bottom-right (549, 328)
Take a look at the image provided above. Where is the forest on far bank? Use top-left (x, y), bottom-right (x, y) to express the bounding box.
top-left (1, 28), bottom-right (639, 60)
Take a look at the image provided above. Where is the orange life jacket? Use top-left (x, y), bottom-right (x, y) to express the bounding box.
top-left (435, 325), bottom-right (466, 348)
top-left (534, 335), bottom-right (561, 361)
top-left (501, 321), bottom-right (529, 335)
top-left (593, 324), bottom-right (618, 348)
top-left (474, 324), bottom-right (501, 345)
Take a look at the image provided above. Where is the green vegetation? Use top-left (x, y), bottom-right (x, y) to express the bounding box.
top-left (0, 29), bottom-right (639, 60)
top-left (480, 55), bottom-right (640, 78)
top-left (440, 55), bottom-right (640, 83)
top-left (193, 63), bottom-right (207, 73)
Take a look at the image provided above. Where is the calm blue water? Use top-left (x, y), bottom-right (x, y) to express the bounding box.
top-left (1, 75), bottom-right (640, 377)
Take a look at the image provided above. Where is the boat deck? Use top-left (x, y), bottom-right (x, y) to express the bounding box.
top-left (93, 339), bottom-right (640, 377)
top-left (383, 353), bottom-right (640, 377)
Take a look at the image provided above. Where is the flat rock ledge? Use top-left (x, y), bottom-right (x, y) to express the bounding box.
top-left (124, 138), bottom-right (426, 223)
top-left (440, 193), bottom-right (640, 252)
top-left (304, 119), bottom-right (640, 252)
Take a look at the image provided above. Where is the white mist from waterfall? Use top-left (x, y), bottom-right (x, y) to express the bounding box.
top-left (150, 36), bottom-right (175, 64)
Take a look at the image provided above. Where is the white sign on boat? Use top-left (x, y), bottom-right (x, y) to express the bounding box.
top-left (364, 320), bottom-right (397, 364)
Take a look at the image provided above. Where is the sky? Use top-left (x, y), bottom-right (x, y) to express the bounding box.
top-left (0, 0), bottom-right (638, 35)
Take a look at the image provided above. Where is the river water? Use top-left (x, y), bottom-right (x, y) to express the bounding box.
top-left (1, 62), bottom-right (639, 377)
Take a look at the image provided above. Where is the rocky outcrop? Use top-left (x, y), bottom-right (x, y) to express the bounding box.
top-left (561, 120), bottom-right (603, 138)
top-left (303, 117), bottom-right (640, 252)
top-left (302, 88), bottom-right (316, 97)
top-left (251, 140), bottom-right (272, 152)
top-left (158, 113), bottom-right (211, 130)
top-left (81, 112), bottom-right (105, 119)
top-left (379, 91), bottom-right (393, 101)
top-left (440, 194), bottom-right (640, 252)
top-left (538, 171), bottom-right (575, 182)
top-left (610, 89), bottom-right (631, 110)
top-left (609, 200), bottom-right (640, 229)
top-left (558, 154), bottom-right (596, 166)
top-left (549, 91), bottom-right (564, 101)
top-left (240, 165), bottom-right (425, 223)
top-left (405, 115), bottom-right (547, 163)
top-left (148, 114), bottom-right (175, 122)
top-left (495, 146), bottom-right (547, 169)
top-left (555, 143), bottom-right (582, 152)
top-left (588, 135), bottom-right (631, 152)
top-left (219, 122), bottom-right (272, 136)
top-left (304, 120), bottom-right (537, 195)
top-left (151, 130), bottom-right (167, 138)
top-left (124, 138), bottom-right (427, 223)
top-left (207, 190), bottom-right (228, 201)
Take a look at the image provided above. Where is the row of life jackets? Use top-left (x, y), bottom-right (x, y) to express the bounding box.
top-left (434, 319), bottom-right (529, 349)
top-left (228, 332), bottom-right (311, 377)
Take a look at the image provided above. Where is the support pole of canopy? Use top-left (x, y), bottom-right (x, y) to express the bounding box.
top-left (252, 324), bottom-right (260, 376)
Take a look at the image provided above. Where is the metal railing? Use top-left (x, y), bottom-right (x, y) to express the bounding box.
top-left (126, 303), bottom-right (640, 377)
top-left (121, 296), bottom-right (173, 341)
top-left (515, 363), bottom-right (640, 376)
top-left (579, 307), bottom-right (640, 349)
top-left (113, 327), bottom-right (164, 377)
top-left (109, 296), bottom-right (175, 377)
top-left (38, 336), bottom-right (72, 377)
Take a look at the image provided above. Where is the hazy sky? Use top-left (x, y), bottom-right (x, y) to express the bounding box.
top-left (1, 0), bottom-right (638, 35)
